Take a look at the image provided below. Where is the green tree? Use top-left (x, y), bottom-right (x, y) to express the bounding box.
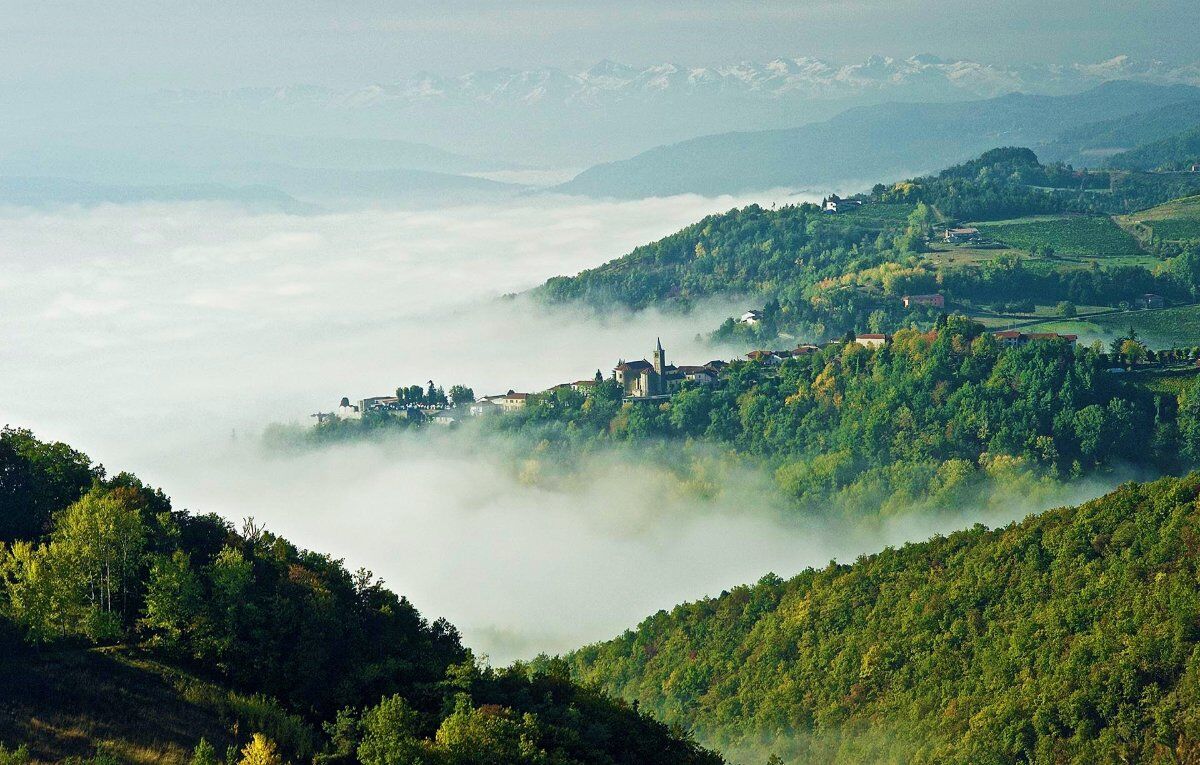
top-left (357, 695), bottom-right (428, 765)
top-left (141, 549), bottom-right (202, 646)
top-left (190, 738), bottom-right (218, 765)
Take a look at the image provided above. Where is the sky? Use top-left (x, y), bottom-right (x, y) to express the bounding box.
top-left (4, 1), bottom-right (1199, 92)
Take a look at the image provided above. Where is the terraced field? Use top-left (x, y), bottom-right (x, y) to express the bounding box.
top-left (1118, 194), bottom-right (1200, 242)
top-left (973, 215), bottom-right (1152, 264)
top-left (1001, 304), bottom-right (1200, 347)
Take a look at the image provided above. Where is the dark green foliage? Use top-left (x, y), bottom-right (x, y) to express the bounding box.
top-left (0, 427), bottom-right (101, 542)
top-left (539, 202), bottom-right (895, 314)
top-left (560, 474), bottom-right (1200, 763)
top-left (0, 431), bottom-right (722, 764)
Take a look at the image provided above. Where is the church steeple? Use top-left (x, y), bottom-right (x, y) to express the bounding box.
top-left (653, 337), bottom-right (666, 376)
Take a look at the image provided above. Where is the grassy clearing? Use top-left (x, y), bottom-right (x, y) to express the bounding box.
top-left (1090, 305), bottom-right (1200, 346)
top-left (1118, 194), bottom-right (1200, 242)
top-left (993, 305), bottom-right (1200, 347)
top-left (973, 215), bottom-right (1149, 263)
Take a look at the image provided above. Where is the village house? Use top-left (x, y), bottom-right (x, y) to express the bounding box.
top-left (821, 194), bottom-right (862, 214)
top-left (903, 293), bottom-right (945, 309)
top-left (943, 227), bottom-right (980, 243)
top-left (854, 333), bottom-right (890, 348)
top-left (1138, 293), bottom-right (1165, 309)
top-left (430, 408), bottom-right (463, 426)
top-left (675, 365), bottom-right (717, 385)
top-left (469, 398), bottom-right (502, 416)
top-left (739, 310), bottom-right (763, 326)
top-left (499, 390), bottom-right (529, 411)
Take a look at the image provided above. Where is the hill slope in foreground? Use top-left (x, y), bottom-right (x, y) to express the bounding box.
top-left (562, 475), bottom-right (1200, 764)
top-left (0, 648), bottom-right (311, 764)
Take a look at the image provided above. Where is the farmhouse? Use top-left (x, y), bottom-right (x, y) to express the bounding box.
top-left (675, 365), bottom-right (717, 385)
top-left (499, 390), bottom-right (529, 411)
top-left (469, 398), bottom-right (502, 416)
top-left (739, 310), bottom-right (763, 326)
top-left (944, 227), bottom-right (980, 243)
top-left (854, 333), bottom-right (891, 348)
top-left (821, 194), bottom-right (862, 214)
top-left (903, 293), bottom-right (945, 309)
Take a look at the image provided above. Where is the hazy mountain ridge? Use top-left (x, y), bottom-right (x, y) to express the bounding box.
top-left (554, 81), bottom-right (1200, 197)
top-left (153, 54), bottom-right (1200, 109)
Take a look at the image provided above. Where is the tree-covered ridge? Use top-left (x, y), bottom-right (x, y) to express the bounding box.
top-left (1107, 124), bottom-right (1200, 172)
top-left (558, 473), bottom-right (1200, 764)
top-left (495, 318), bottom-right (1200, 518)
top-left (537, 148), bottom-right (1200, 340)
top-left (0, 427), bottom-right (722, 765)
top-left (538, 203), bottom-right (897, 312)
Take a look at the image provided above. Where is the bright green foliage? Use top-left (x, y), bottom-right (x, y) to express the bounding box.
top-left (1, 488), bottom-right (147, 641)
top-left (141, 549), bottom-right (203, 646)
top-left (0, 744), bottom-right (29, 765)
top-left (501, 318), bottom-right (1181, 517)
top-left (562, 474), bottom-right (1200, 763)
top-left (190, 738), bottom-right (218, 765)
top-left (357, 695), bottom-right (428, 765)
top-left (434, 696), bottom-right (547, 764)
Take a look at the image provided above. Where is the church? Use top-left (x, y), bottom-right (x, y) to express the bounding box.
top-left (614, 338), bottom-right (671, 398)
top-left (619, 340), bottom-right (686, 402)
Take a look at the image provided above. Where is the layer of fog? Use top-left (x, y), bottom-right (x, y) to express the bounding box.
top-left (0, 191), bottom-right (1129, 664)
top-left (0, 191), bottom-right (774, 659)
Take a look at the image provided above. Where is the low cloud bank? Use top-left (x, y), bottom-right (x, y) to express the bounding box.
top-left (0, 191), bottom-right (1138, 663)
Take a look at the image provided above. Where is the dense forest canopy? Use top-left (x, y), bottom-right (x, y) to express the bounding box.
top-left (482, 318), bottom-right (1200, 518)
top-left (0, 427), bottom-right (722, 765)
top-left (555, 474), bottom-right (1200, 764)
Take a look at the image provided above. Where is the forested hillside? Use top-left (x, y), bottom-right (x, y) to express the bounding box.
top-left (539, 148), bottom-right (1200, 341)
top-left (1107, 125), bottom-right (1200, 172)
top-left (0, 427), bottom-right (721, 765)
top-left (558, 474), bottom-right (1200, 764)
top-left (489, 317), bottom-right (1200, 518)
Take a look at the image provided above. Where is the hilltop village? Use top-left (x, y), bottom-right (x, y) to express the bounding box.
top-left (312, 327), bottom-right (1085, 429)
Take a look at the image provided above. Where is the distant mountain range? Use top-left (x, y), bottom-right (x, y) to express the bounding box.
top-left (9, 55), bottom-right (1200, 208)
top-left (136, 55), bottom-right (1200, 167)
top-left (554, 81), bottom-right (1200, 198)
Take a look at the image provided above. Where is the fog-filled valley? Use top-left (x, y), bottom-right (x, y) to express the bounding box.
top-left (10, 4), bottom-right (1200, 763)
top-left (0, 191), bottom-right (1156, 666)
top-left (0, 191), bottom-right (839, 662)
